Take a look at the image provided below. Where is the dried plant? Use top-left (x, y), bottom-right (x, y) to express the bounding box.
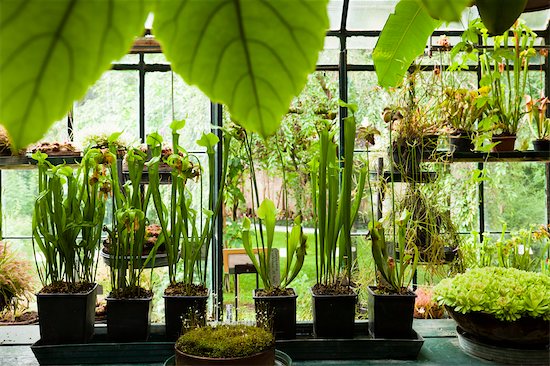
top-left (0, 242), bottom-right (34, 315)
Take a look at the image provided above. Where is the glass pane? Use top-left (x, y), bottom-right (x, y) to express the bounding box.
top-left (484, 162), bottom-right (547, 232)
top-left (347, 0), bottom-right (398, 31)
top-left (144, 72), bottom-right (210, 150)
top-left (1, 170), bottom-right (37, 237)
top-left (38, 116), bottom-right (69, 145)
top-left (73, 70), bottom-right (140, 147)
top-left (145, 53), bottom-right (170, 64)
top-left (347, 37), bottom-right (376, 65)
top-left (328, 0), bottom-right (344, 30)
top-left (520, 9), bottom-right (550, 30)
top-left (114, 54), bottom-right (139, 64)
top-left (317, 36), bottom-right (340, 65)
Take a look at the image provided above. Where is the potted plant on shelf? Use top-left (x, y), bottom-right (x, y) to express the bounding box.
top-left (367, 211), bottom-right (419, 339)
top-left (148, 120), bottom-right (229, 340)
top-left (434, 267), bottom-right (550, 349)
top-left (104, 144), bottom-right (160, 342)
top-left (236, 127), bottom-right (307, 340)
top-left (310, 103), bottom-right (366, 338)
top-left (174, 324), bottom-right (276, 366)
top-left (32, 148), bottom-right (110, 344)
top-left (526, 95), bottom-right (550, 151)
top-left (440, 87), bottom-right (490, 152)
top-left (458, 19), bottom-right (538, 152)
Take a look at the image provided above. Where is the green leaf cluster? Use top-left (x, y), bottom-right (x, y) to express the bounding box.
top-left (32, 148), bottom-right (110, 286)
top-left (0, 1), bottom-right (328, 149)
top-left (434, 267), bottom-right (550, 321)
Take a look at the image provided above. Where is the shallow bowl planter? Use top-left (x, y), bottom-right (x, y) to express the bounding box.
top-left (446, 306), bottom-right (550, 347)
top-left (367, 286), bottom-right (416, 339)
top-left (106, 295), bottom-right (153, 342)
top-left (37, 283), bottom-right (98, 344)
top-left (175, 346), bottom-right (276, 366)
top-left (100, 248), bottom-right (169, 268)
top-left (311, 288), bottom-right (357, 338)
top-left (253, 288), bottom-right (298, 340)
top-left (164, 292), bottom-right (208, 340)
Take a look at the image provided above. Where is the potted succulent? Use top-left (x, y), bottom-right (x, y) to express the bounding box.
top-left (148, 121), bottom-right (229, 340)
top-left (32, 148), bottom-right (110, 344)
top-left (174, 324), bottom-right (275, 366)
top-left (434, 267), bottom-right (550, 348)
top-left (310, 103), bottom-right (366, 338)
top-left (367, 211), bottom-right (419, 339)
top-left (104, 144), bottom-right (160, 342)
top-left (526, 95), bottom-right (550, 151)
top-left (440, 87), bottom-right (490, 152)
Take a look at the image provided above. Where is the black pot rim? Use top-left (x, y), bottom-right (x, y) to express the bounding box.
top-left (106, 294), bottom-right (153, 302)
top-left (252, 288), bottom-right (297, 299)
top-left (310, 286), bottom-right (357, 298)
top-left (367, 285), bottom-right (416, 297)
top-left (163, 289), bottom-right (210, 300)
top-left (36, 283), bottom-right (98, 298)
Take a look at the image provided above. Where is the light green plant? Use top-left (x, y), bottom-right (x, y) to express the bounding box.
top-left (441, 87), bottom-right (490, 135)
top-left (32, 149), bottom-right (110, 288)
top-left (434, 267), bottom-right (550, 321)
top-left (311, 103), bottom-right (366, 290)
top-left (105, 144), bottom-right (159, 297)
top-left (148, 121), bottom-right (229, 292)
top-left (369, 211), bottom-right (419, 294)
top-left (0, 1), bottom-right (328, 149)
top-left (240, 126), bottom-right (307, 291)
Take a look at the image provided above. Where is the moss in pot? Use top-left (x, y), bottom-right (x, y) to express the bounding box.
top-left (174, 324), bottom-right (275, 366)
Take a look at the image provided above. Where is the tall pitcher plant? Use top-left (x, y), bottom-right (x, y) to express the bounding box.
top-left (105, 143), bottom-right (159, 297)
top-left (311, 103), bottom-right (367, 292)
top-left (148, 121), bottom-right (230, 295)
top-left (32, 148), bottom-right (111, 290)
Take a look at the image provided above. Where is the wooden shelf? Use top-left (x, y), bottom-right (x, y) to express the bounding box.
top-left (0, 155), bottom-right (82, 170)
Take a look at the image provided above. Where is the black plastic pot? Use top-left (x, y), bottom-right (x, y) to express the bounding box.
top-left (164, 293), bottom-right (208, 341)
top-left (106, 295), bottom-right (152, 342)
top-left (311, 289), bottom-right (357, 338)
top-left (367, 286), bottom-right (416, 339)
top-left (491, 134), bottom-right (516, 152)
top-left (253, 288), bottom-right (298, 340)
top-left (532, 139), bottom-right (550, 152)
top-left (36, 283), bottom-right (97, 344)
top-left (449, 135), bottom-right (474, 153)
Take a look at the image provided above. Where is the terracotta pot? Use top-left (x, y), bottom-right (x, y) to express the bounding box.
top-left (491, 134), bottom-right (516, 152)
top-left (175, 346), bottom-right (275, 366)
top-left (446, 306), bottom-right (550, 347)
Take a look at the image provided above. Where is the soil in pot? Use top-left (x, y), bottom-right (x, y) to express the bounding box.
top-left (254, 287), bottom-right (297, 340)
top-left (367, 286), bottom-right (416, 339)
top-left (37, 282), bottom-right (97, 344)
top-left (164, 283), bottom-right (208, 341)
top-left (175, 324), bottom-right (275, 366)
top-left (107, 287), bottom-right (153, 342)
top-left (311, 283), bottom-right (357, 338)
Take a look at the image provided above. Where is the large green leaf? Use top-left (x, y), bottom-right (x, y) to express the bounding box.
top-left (373, 0), bottom-right (441, 88)
top-left (153, 0), bottom-right (328, 138)
top-left (0, 0), bottom-right (151, 149)
top-left (420, 0), bottom-right (473, 22)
